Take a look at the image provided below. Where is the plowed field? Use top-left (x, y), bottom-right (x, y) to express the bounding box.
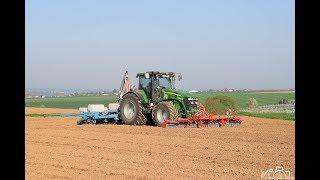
top-left (25, 108), bottom-right (295, 179)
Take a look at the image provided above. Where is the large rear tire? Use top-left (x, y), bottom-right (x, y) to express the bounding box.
top-left (152, 101), bottom-right (179, 126)
top-left (119, 93), bottom-right (147, 125)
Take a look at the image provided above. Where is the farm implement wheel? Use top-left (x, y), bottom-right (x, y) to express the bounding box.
top-left (119, 93), bottom-right (147, 125)
top-left (152, 101), bottom-right (179, 126)
top-left (91, 119), bottom-right (97, 124)
top-left (77, 119), bottom-right (85, 125)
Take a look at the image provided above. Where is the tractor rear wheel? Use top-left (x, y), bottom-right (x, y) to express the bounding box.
top-left (119, 93), bottom-right (147, 125)
top-left (153, 101), bottom-right (179, 126)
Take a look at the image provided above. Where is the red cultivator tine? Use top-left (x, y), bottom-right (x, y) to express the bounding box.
top-left (197, 121), bottom-right (203, 128)
top-left (161, 105), bottom-right (242, 128)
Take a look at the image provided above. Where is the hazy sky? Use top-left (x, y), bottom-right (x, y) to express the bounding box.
top-left (26, 0), bottom-right (295, 90)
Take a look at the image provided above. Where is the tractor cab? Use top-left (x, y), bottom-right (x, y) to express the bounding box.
top-left (136, 71), bottom-right (181, 103)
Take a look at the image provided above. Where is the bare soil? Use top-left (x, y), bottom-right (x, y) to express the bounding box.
top-left (25, 108), bottom-right (295, 180)
top-left (26, 107), bottom-right (79, 115)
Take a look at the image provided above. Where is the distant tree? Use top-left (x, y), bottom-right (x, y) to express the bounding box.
top-left (203, 95), bottom-right (237, 115)
top-left (247, 98), bottom-right (258, 109)
top-left (112, 89), bottom-right (118, 93)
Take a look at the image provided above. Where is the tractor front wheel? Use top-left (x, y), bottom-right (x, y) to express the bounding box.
top-left (153, 101), bottom-right (179, 126)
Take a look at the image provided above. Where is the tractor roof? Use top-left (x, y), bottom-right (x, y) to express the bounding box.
top-left (136, 71), bottom-right (176, 77)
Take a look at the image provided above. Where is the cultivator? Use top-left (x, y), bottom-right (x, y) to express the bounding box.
top-left (161, 105), bottom-right (242, 128)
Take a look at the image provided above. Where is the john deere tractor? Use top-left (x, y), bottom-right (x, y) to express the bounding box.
top-left (119, 71), bottom-right (199, 126)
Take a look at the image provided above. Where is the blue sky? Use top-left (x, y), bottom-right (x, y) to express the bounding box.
top-left (26, 0), bottom-right (294, 90)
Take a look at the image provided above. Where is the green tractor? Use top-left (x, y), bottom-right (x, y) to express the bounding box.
top-left (118, 71), bottom-right (199, 126)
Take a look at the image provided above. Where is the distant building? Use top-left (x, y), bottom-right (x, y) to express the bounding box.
top-left (57, 92), bottom-right (66, 97)
top-left (189, 90), bottom-right (199, 93)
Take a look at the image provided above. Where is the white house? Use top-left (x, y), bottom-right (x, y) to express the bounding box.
top-left (189, 90), bottom-right (199, 93)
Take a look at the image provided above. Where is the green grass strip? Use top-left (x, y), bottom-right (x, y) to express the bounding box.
top-left (237, 111), bottom-right (295, 121)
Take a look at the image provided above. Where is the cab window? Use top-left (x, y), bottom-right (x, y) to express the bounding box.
top-left (139, 77), bottom-right (151, 89)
